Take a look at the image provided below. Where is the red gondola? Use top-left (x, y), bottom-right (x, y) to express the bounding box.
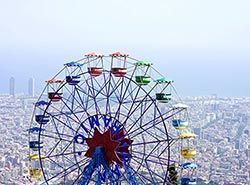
top-left (111, 67), bottom-right (127, 77)
top-left (48, 92), bottom-right (63, 102)
top-left (88, 67), bottom-right (103, 77)
top-left (110, 52), bottom-right (128, 77)
top-left (85, 52), bottom-right (104, 77)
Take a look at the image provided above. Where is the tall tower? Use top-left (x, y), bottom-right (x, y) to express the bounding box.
top-left (28, 77), bottom-right (35, 97)
top-left (9, 77), bottom-right (15, 96)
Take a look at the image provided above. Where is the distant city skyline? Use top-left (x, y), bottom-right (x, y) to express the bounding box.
top-left (1, 48), bottom-right (250, 97)
top-left (0, 1), bottom-right (250, 96)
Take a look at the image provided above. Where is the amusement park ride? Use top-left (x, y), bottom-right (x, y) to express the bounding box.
top-left (28, 52), bottom-right (198, 185)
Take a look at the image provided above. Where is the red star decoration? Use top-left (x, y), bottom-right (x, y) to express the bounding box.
top-left (85, 127), bottom-right (133, 167)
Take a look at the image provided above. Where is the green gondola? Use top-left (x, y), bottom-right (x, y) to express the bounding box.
top-left (135, 61), bottom-right (152, 67)
top-left (135, 76), bottom-right (151, 85)
top-left (156, 77), bottom-right (173, 84)
top-left (156, 93), bottom-right (172, 103)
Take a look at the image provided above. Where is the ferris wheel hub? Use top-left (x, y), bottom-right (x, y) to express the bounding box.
top-left (85, 127), bottom-right (132, 167)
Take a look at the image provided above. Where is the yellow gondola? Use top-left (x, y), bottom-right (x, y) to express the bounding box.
top-left (29, 168), bottom-right (43, 178)
top-left (29, 154), bottom-right (45, 160)
top-left (179, 132), bottom-right (197, 139)
top-left (181, 148), bottom-right (197, 159)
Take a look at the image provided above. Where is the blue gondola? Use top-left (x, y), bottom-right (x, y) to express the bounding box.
top-left (35, 100), bottom-right (49, 106)
top-left (35, 115), bottom-right (50, 124)
top-left (29, 141), bottom-right (43, 151)
top-left (66, 76), bottom-right (81, 85)
top-left (64, 61), bottom-right (83, 67)
top-left (180, 162), bottom-right (198, 170)
top-left (172, 119), bottom-right (188, 129)
top-left (27, 127), bottom-right (45, 133)
top-left (181, 177), bottom-right (197, 185)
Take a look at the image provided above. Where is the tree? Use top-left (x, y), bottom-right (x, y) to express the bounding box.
top-left (168, 164), bottom-right (179, 185)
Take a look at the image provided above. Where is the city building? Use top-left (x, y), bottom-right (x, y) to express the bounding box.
top-left (28, 78), bottom-right (35, 97)
top-left (9, 77), bottom-right (15, 96)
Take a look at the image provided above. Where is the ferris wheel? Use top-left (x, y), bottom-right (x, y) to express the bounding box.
top-left (28, 52), bottom-right (198, 185)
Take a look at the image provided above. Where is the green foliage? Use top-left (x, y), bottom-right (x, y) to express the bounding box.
top-left (168, 164), bottom-right (179, 185)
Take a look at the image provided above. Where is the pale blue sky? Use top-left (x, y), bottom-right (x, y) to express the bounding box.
top-left (0, 0), bottom-right (250, 96)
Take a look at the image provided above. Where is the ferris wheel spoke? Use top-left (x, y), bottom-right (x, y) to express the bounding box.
top-left (126, 99), bottom-right (157, 134)
top-left (122, 80), bottom-right (137, 101)
top-left (81, 70), bottom-right (107, 98)
top-left (113, 80), bottom-right (127, 121)
top-left (112, 71), bottom-right (137, 121)
top-left (133, 126), bottom-right (164, 142)
top-left (51, 116), bottom-right (65, 140)
top-left (132, 138), bottom-right (173, 147)
top-left (44, 129), bottom-right (73, 139)
top-left (87, 78), bottom-right (101, 114)
top-left (124, 163), bottom-right (152, 184)
top-left (127, 108), bottom-right (165, 140)
top-left (74, 86), bottom-right (93, 116)
top-left (102, 70), bottom-right (115, 115)
top-left (41, 122), bottom-right (86, 146)
top-left (59, 98), bottom-right (86, 126)
top-left (75, 84), bottom-right (95, 100)
top-left (131, 166), bottom-right (155, 184)
top-left (74, 85), bottom-right (107, 120)
top-left (132, 150), bottom-right (170, 163)
top-left (122, 83), bottom-right (158, 125)
top-left (74, 86), bottom-right (91, 112)
top-left (91, 70), bottom-right (115, 99)
top-left (57, 139), bottom-right (76, 157)
top-left (133, 155), bottom-right (167, 167)
top-left (131, 157), bottom-right (164, 183)
top-left (46, 103), bottom-right (83, 118)
top-left (110, 74), bottom-right (125, 100)
top-left (40, 133), bottom-right (72, 143)
top-left (157, 140), bottom-right (176, 157)
top-left (133, 141), bottom-right (171, 162)
top-left (48, 96), bottom-right (84, 119)
top-left (129, 108), bottom-right (185, 139)
top-left (85, 77), bottom-right (103, 116)
top-left (62, 153), bottom-right (77, 167)
top-left (42, 139), bottom-right (63, 159)
top-left (105, 76), bottom-right (126, 119)
top-left (119, 66), bottom-right (137, 100)
top-left (125, 82), bottom-right (171, 131)
top-left (49, 113), bottom-right (78, 133)
top-left (74, 82), bottom-right (96, 114)
top-left (43, 150), bottom-right (87, 159)
top-left (45, 157), bottom-right (90, 183)
top-left (46, 157), bottom-right (65, 170)
top-left (130, 158), bottom-right (162, 184)
top-left (43, 135), bottom-right (76, 159)
top-left (50, 116), bottom-right (74, 141)
top-left (105, 76), bottom-right (124, 115)
top-left (94, 73), bottom-right (107, 97)
top-left (88, 76), bottom-right (107, 98)
top-left (104, 73), bottom-right (112, 115)
top-left (64, 85), bottom-right (84, 114)
top-left (62, 88), bottom-right (88, 115)
top-left (139, 140), bottom-right (167, 161)
top-left (132, 122), bottom-right (167, 141)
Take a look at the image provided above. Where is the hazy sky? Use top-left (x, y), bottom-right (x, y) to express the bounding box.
top-left (0, 0), bottom-right (250, 96)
